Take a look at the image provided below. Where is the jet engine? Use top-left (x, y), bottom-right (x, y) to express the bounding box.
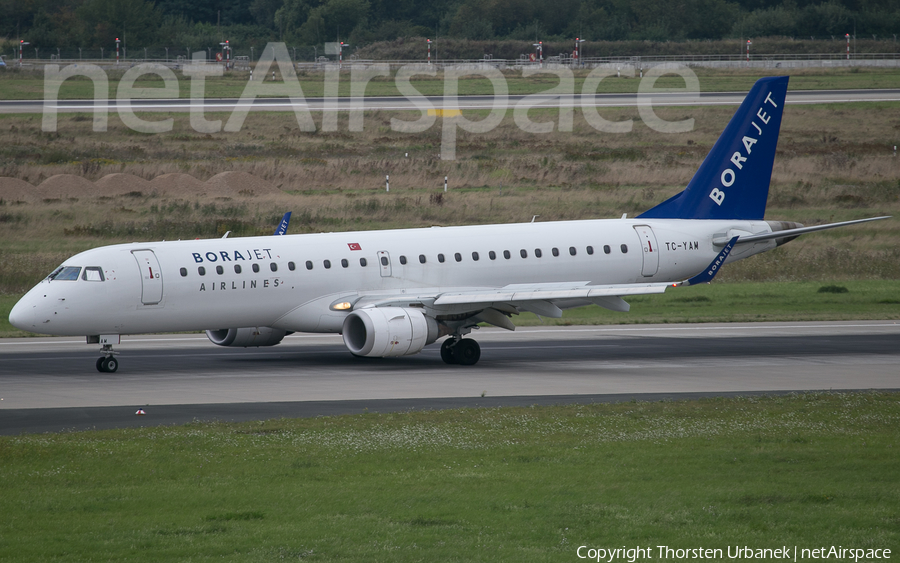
top-left (342, 307), bottom-right (439, 357)
top-left (206, 327), bottom-right (288, 347)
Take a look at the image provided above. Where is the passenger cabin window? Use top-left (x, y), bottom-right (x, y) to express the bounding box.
top-left (419, 254), bottom-right (426, 264)
top-left (489, 251), bottom-right (496, 260)
top-left (216, 265), bottom-right (224, 275)
top-left (552, 247), bottom-right (559, 257)
top-left (359, 258), bottom-right (367, 267)
top-left (569, 246), bottom-right (577, 256)
top-left (380, 257), bottom-right (388, 266)
top-left (288, 262), bottom-right (295, 271)
top-left (306, 261), bottom-right (314, 270)
top-left (325, 260), bottom-right (332, 269)
top-left (180, 267), bottom-right (188, 277)
top-left (472, 252), bottom-right (479, 261)
top-left (621, 244), bottom-right (628, 254)
top-left (399, 255), bottom-right (408, 265)
top-left (82, 267), bottom-right (104, 281)
top-left (50, 266), bottom-right (81, 281)
top-left (604, 245), bottom-right (611, 255)
top-left (503, 250), bottom-right (511, 259)
top-left (587, 246), bottom-right (594, 255)
top-left (270, 262), bottom-right (278, 272)
top-left (234, 264), bottom-right (242, 274)
top-left (438, 254), bottom-right (445, 263)
top-left (198, 266), bottom-right (206, 276)
top-left (341, 259), bottom-right (349, 268)
top-left (534, 249), bottom-right (542, 258)
top-left (454, 253), bottom-right (462, 262)
top-left (520, 249), bottom-right (528, 259)
top-left (252, 264), bottom-right (260, 273)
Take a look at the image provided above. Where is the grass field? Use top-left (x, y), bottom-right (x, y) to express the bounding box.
top-left (2, 66), bottom-right (900, 100)
top-left (0, 392), bottom-right (897, 561)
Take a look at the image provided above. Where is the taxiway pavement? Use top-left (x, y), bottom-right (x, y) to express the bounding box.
top-left (3, 89), bottom-right (899, 114)
top-left (1, 322), bottom-right (897, 434)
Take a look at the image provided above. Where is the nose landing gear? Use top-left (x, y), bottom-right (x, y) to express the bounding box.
top-left (88, 335), bottom-right (121, 373)
top-left (96, 344), bottom-right (119, 373)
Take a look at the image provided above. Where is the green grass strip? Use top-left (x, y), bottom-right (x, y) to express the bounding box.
top-left (1, 392), bottom-right (897, 561)
top-left (3, 67), bottom-right (900, 100)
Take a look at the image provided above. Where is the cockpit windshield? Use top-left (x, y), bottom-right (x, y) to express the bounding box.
top-left (48, 266), bottom-right (82, 281)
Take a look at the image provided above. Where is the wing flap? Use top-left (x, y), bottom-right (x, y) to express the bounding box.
top-left (432, 283), bottom-right (669, 307)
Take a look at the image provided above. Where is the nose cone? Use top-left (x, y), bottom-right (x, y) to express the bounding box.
top-left (8, 295), bottom-right (36, 331)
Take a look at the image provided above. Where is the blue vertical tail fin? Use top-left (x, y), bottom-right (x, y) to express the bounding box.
top-left (638, 76), bottom-right (789, 221)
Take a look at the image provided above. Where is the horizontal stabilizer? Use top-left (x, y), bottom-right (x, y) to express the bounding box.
top-left (715, 216), bottom-right (892, 246)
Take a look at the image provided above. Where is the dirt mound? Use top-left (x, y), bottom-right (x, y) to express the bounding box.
top-left (94, 174), bottom-right (153, 196)
top-left (0, 177), bottom-right (43, 202)
top-left (205, 171), bottom-right (281, 197)
top-left (38, 174), bottom-right (96, 199)
top-left (149, 173), bottom-right (208, 196)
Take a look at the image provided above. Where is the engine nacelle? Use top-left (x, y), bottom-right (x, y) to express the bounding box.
top-left (206, 327), bottom-right (287, 347)
top-left (342, 307), bottom-right (439, 357)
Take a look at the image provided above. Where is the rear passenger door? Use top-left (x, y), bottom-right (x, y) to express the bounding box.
top-left (633, 226), bottom-right (660, 277)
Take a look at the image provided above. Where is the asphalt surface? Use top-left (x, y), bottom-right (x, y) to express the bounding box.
top-left (1, 322), bottom-right (897, 435)
top-left (3, 89), bottom-right (899, 113)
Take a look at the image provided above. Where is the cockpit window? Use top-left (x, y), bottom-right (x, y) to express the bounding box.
top-left (82, 267), bottom-right (105, 282)
top-left (49, 266), bottom-right (81, 281)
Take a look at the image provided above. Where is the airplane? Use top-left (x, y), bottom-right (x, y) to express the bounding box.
top-left (8, 76), bottom-right (889, 372)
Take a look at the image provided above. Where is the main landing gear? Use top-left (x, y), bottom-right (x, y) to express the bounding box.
top-left (96, 344), bottom-right (119, 373)
top-left (440, 337), bottom-right (481, 366)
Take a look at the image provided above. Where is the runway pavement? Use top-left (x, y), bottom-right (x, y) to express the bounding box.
top-left (1, 321), bottom-right (897, 434)
top-left (2, 89), bottom-right (899, 113)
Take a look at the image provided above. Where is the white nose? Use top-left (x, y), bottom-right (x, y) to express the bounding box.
top-left (8, 297), bottom-right (35, 331)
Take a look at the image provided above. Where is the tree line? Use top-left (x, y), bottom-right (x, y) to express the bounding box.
top-left (2, 0), bottom-right (898, 56)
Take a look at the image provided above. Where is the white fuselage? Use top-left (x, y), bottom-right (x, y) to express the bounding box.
top-left (10, 218), bottom-right (776, 337)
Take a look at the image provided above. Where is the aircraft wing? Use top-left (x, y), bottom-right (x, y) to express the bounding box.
top-left (349, 282), bottom-right (669, 331)
top-left (350, 237), bottom-right (740, 330)
top-left (432, 282), bottom-right (669, 313)
top-left (274, 212), bottom-right (292, 236)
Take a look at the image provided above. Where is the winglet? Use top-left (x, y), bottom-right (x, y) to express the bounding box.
top-left (274, 212), bottom-right (291, 236)
top-left (683, 236), bottom-right (739, 286)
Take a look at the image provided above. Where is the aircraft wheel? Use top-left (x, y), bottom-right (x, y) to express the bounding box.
top-left (453, 339), bottom-right (481, 366)
top-left (105, 357), bottom-right (119, 373)
top-left (440, 339), bottom-right (458, 365)
top-left (96, 357), bottom-right (107, 372)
